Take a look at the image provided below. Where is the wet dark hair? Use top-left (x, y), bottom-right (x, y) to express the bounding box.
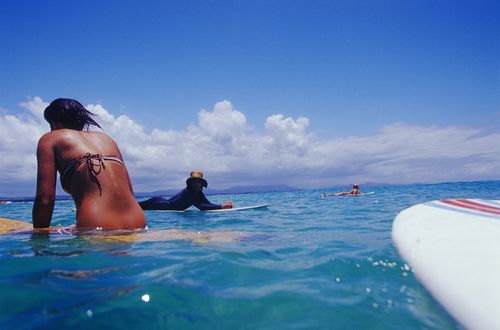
top-left (44, 98), bottom-right (102, 131)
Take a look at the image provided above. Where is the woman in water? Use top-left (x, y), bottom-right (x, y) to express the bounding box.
top-left (322, 184), bottom-right (362, 197)
top-left (32, 98), bottom-right (146, 230)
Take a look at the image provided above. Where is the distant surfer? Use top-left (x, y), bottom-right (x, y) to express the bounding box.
top-left (321, 184), bottom-right (362, 197)
top-left (139, 171), bottom-right (233, 211)
top-left (33, 98), bottom-right (146, 230)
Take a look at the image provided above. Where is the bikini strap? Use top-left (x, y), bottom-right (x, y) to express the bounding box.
top-left (61, 153), bottom-right (124, 196)
top-left (86, 153), bottom-right (106, 195)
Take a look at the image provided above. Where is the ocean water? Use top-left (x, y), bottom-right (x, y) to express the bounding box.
top-left (1, 181), bottom-right (499, 329)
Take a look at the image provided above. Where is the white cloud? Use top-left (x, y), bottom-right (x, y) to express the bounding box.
top-left (0, 96), bottom-right (499, 196)
top-left (197, 100), bottom-right (247, 152)
top-left (265, 114), bottom-right (310, 156)
top-left (19, 96), bottom-right (48, 122)
top-left (0, 99), bottom-right (47, 189)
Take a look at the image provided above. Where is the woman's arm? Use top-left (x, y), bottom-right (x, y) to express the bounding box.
top-left (32, 136), bottom-right (57, 228)
top-left (193, 191), bottom-right (223, 210)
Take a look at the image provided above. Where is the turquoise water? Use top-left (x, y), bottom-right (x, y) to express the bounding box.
top-left (1, 181), bottom-right (499, 329)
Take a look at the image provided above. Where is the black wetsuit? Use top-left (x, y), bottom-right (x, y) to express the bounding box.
top-left (138, 178), bottom-right (221, 211)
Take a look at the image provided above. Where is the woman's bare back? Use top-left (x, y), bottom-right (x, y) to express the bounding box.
top-left (35, 129), bottom-right (145, 230)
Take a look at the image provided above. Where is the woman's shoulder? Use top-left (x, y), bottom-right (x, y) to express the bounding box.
top-left (88, 131), bottom-right (118, 146)
top-left (52, 129), bottom-right (113, 140)
top-left (38, 129), bottom-right (80, 144)
top-left (39, 129), bottom-right (117, 148)
top-left (37, 130), bottom-right (62, 145)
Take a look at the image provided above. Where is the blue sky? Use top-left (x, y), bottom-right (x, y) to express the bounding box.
top-left (0, 0), bottom-right (499, 196)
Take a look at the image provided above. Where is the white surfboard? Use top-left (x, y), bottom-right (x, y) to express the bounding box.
top-left (157, 204), bottom-right (270, 213)
top-left (392, 199), bottom-right (500, 330)
top-left (320, 192), bottom-right (374, 197)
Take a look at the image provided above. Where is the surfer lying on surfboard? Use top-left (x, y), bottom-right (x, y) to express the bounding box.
top-left (139, 171), bottom-right (233, 211)
top-left (321, 184), bottom-right (363, 197)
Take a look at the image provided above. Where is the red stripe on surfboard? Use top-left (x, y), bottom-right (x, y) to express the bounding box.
top-left (440, 199), bottom-right (500, 215)
top-left (454, 199), bottom-right (500, 212)
top-left (440, 199), bottom-right (500, 216)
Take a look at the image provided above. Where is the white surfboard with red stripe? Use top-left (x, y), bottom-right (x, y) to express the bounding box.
top-left (392, 199), bottom-right (500, 330)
